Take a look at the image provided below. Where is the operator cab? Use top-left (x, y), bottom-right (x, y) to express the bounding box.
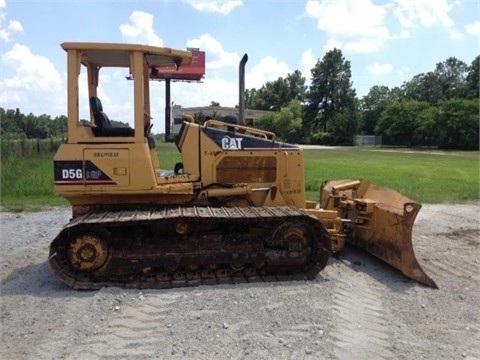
top-left (60, 42), bottom-right (192, 144)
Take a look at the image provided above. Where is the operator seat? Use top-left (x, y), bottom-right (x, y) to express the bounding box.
top-left (90, 96), bottom-right (112, 130)
top-left (89, 96), bottom-right (134, 137)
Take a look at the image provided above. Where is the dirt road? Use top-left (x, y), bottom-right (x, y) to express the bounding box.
top-left (1, 204), bottom-right (479, 360)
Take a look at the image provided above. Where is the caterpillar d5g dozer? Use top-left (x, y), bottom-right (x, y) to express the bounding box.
top-left (49, 42), bottom-right (437, 290)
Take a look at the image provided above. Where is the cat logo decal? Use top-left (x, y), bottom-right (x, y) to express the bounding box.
top-left (221, 136), bottom-right (243, 150)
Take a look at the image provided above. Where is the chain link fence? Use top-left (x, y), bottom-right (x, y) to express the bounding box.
top-left (354, 135), bottom-right (382, 147)
top-left (0, 138), bottom-right (63, 160)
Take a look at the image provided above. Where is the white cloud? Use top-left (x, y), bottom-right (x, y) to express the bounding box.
top-left (465, 21), bottom-right (480, 36)
top-left (398, 29), bottom-right (410, 39)
top-left (8, 19), bottom-right (21, 32)
top-left (119, 11), bottom-right (163, 46)
top-left (343, 38), bottom-right (386, 53)
top-left (0, 5), bottom-right (23, 42)
top-left (300, 49), bottom-right (316, 77)
top-left (306, 0), bottom-right (389, 53)
top-left (0, 43), bottom-right (64, 114)
top-left (323, 38), bottom-right (344, 52)
top-left (366, 63), bottom-right (393, 75)
top-left (448, 28), bottom-right (462, 39)
top-left (392, 0), bottom-right (454, 28)
top-left (174, 77), bottom-right (238, 107)
top-left (391, 1), bottom-right (463, 42)
top-left (182, 0), bottom-right (242, 14)
top-left (246, 56), bottom-right (290, 90)
top-left (324, 38), bottom-right (384, 56)
top-left (306, 0), bottom-right (387, 37)
top-left (1, 43), bottom-right (62, 91)
top-left (187, 33), bottom-right (240, 69)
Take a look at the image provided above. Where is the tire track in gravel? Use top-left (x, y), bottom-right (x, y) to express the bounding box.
top-left (64, 292), bottom-right (182, 360)
top-left (424, 258), bottom-right (480, 281)
top-left (329, 261), bottom-right (393, 360)
top-left (413, 228), bottom-right (480, 360)
top-left (465, 343), bottom-right (480, 360)
top-left (418, 230), bottom-right (480, 282)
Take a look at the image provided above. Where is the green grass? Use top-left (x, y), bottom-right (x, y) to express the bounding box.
top-left (303, 147), bottom-right (479, 203)
top-left (156, 142), bottom-right (182, 168)
top-left (0, 154), bottom-right (69, 211)
top-left (1, 144), bottom-right (478, 211)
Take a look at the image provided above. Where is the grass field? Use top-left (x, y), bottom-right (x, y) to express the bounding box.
top-left (302, 147), bottom-right (479, 203)
top-left (1, 142), bottom-right (478, 211)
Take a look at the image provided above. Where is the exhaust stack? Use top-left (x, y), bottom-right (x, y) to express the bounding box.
top-left (238, 54), bottom-right (248, 126)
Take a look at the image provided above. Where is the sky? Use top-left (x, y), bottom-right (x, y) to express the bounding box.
top-left (1, 0), bottom-right (479, 134)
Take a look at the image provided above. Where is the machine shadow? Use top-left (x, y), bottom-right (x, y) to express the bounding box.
top-left (330, 245), bottom-right (421, 292)
top-left (1, 261), bottom-right (81, 297)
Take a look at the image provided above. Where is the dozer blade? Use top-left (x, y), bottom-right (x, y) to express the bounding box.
top-left (321, 179), bottom-right (437, 288)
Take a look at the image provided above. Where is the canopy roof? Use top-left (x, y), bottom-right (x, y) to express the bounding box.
top-left (61, 42), bottom-right (193, 68)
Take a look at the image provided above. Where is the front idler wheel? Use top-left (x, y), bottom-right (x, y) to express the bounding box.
top-left (266, 221), bottom-right (315, 273)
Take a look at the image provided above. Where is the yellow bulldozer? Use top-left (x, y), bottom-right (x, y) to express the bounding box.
top-left (49, 42), bottom-right (436, 289)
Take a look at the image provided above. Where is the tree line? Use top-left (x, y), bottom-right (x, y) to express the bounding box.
top-left (245, 50), bottom-right (478, 149)
top-left (0, 109), bottom-right (129, 140)
top-left (1, 50), bottom-right (478, 149)
top-left (0, 108), bottom-right (67, 140)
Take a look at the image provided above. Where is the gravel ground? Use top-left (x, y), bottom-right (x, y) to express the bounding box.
top-left (1, 204), bottom-right (479, 360)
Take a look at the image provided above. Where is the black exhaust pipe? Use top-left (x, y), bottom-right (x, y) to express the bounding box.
top-left (238, 54), bottom-right (248, 126)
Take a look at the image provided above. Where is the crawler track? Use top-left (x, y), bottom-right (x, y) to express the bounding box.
top-left (49, 206), bottom-right (332, 289)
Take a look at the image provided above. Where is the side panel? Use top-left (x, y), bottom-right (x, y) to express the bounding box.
top-left (278, 150), bottom-right (305, 207)
top-left (216, 156), bottom-right (277, 183)
top-left (197, 125), bottom-right (306, 207)
top-left (54, 143), bottom-right (157, 195)
top-left (83, 149), bottom-right (130, 186)
top-left (176, 122), bottom-right (200, 179)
